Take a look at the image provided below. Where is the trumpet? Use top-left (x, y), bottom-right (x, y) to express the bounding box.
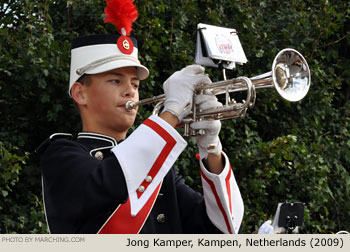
top-left (126, 48), bottom-right (311, 136)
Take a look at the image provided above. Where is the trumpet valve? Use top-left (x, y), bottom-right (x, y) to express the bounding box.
top-left (240, 109), bottom-right (247, 119)
top-left (197, 129), bottom-right (206, 136)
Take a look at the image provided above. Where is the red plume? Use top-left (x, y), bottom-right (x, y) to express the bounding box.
top-left (104, 0), bottom-right (138, 36)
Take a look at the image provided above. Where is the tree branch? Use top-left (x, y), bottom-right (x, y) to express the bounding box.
top-left (318, 32), bottom-right (350, 49)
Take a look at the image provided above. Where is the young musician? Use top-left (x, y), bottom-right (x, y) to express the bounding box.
top-left (36, 0), bottom-right (244, 234)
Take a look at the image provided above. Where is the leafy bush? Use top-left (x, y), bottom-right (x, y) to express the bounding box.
top-left (0, 142), bottom-right (46, 233)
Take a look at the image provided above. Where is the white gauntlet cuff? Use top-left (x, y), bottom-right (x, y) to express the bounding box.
top-left (200, 152), bottom-right (244, 234)
top-left (111, 115), bottom-right (187, 216)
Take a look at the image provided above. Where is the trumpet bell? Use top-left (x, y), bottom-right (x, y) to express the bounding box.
top-left (272, 48), bottom-right (311, 102)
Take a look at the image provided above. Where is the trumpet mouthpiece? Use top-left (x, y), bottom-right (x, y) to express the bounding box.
top-left (125, 101), bottom-right (137, 110)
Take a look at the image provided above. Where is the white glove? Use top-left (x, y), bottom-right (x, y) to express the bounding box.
top-left (163, 65), bottom-right (211, 120)
top-left (190, 92), bottom-right (223, 159)
top-left (258, 220), bottom-right (274, 234)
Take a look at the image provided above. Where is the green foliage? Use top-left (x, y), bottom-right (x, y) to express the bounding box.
top-left (0, 142), bottom-right (25, 201)
top-left (1, 0), bottom-right (349, 233)
top-left (0, 142), bottom-right (46, 233)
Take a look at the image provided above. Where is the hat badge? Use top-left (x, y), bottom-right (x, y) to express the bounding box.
top-left (117, 28), bottom-right (133, 55)
top-left (123, 39), bottom-right (130, 50)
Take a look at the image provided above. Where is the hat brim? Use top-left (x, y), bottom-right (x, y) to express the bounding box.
top-left (84, 59), bottom-right (149, 80)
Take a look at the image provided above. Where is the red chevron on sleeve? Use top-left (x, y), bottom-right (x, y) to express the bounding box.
top-left (200, 169), bottom-right (233, 234)
top-left (225, 165), bottom-right (232, 214)
top-left (136, 118), bottom-right (176, 198)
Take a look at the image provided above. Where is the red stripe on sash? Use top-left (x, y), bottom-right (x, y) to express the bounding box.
top-left (98, 183), bottom-right (162, 234)
top-left (200, 169), bottom-right (232, 234)
top-left (98, 117), bottom-right (177, 234)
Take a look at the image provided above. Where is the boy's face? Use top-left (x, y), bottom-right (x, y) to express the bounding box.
top-left (82, 67), bottom-right (140, 137)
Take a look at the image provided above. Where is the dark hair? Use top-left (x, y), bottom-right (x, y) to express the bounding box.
top-left (76, 74), bottom-right (92, 86)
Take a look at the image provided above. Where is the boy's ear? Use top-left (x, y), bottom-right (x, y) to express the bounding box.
top-left (71, 82), bottom-right (88, 105)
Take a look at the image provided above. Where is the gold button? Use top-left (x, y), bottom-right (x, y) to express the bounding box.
top-left (138, 186), bottom-right (145, 193)
top-left (156, 214), bottom-right (165, 223)
top-left (94, 151), bottom-right (104, 160)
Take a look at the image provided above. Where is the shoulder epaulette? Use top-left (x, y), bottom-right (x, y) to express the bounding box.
top-left (35, 133), bottom-right (73, 154)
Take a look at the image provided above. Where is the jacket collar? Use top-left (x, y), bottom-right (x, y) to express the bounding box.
top-left (77, 132), bottom-right (118, 147)
top-left (77, 132), bottom-right (119, 159)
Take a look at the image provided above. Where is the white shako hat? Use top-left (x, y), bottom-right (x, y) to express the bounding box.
top-left (68, 33), bottom-right (149, 96)
top-left (68, 0), bottom-right (149, 96)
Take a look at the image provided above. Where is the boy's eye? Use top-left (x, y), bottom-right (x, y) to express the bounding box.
top-left (132, 83), bottom-right (139, 89)
top-left (111, 79), bottom-right (120, 84)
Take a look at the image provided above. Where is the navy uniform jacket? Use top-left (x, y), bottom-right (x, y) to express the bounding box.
top-left (37, 132), bottom-right (221, 234)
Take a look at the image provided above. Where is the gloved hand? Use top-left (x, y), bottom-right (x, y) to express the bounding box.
top-left (258, 220), bottom-right (274, 234)
top-left (163, 65), bottom-right (211, 121)
top-left (190, 92), bottom-right (223, 159)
